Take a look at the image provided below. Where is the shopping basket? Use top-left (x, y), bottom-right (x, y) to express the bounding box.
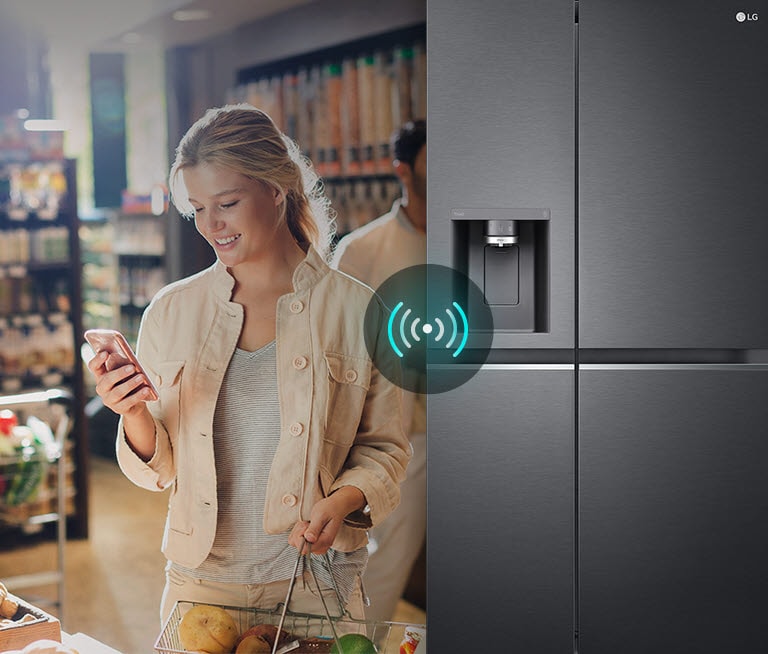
top-left (0, 389), bottom-right (72, 524)
top-left (0, 388), bottom-right (73, 623)
top-left (155, 539), bottom-right (425, 654)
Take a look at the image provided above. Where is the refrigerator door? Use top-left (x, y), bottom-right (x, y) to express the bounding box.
top-left (428, 0), bottom-right (575, 348)
top-left (579, 1), bottom-right (768, 348)
top-left (428, 366), bottom-right (574, 652)
top-left (579, 365), bottom-right (768, 653)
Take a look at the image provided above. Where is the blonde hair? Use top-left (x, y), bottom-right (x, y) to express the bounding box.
top-left (169, 103), bottom-right (335, 259)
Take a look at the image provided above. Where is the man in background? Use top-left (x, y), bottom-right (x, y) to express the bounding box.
top-left (331, 119), bottom-right (427, 623)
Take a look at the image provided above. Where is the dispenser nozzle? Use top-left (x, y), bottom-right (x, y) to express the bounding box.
top-left (484, 220), bottom-right (518, 247)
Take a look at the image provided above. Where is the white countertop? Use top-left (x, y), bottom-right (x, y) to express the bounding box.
top-left (62, 633), bottom-right (123, 654)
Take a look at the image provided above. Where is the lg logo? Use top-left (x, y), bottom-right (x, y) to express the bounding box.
top-left (736, 11), bottom-right (758, 21)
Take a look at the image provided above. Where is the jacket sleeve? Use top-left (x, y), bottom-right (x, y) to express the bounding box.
top-left (329, 298), bottom-right (412, 528)
top-left (115, 307), bottom-right (176, 492)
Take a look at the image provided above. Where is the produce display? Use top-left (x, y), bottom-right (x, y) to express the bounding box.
top-left (0, 581), bottom-right (65, 652)
top-left (0, 409), bottom-right (57, 507)
top-left (176, 605), bottom-right (381, 654)
top-left (0, 581), bottom-right (20, 621)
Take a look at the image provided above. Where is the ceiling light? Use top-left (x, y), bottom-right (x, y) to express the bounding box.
top-left (24, 119), bottom-right (68, 132)
top-left (172, 9), bottom-right (212, 21)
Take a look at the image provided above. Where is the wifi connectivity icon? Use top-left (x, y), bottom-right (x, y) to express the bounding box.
top-left (364, 264), bottom-right (492, 394)
top-left (387, 300), bottom-right (469, 359)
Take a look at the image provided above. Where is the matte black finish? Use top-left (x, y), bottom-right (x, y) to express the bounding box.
top-left (428, 368), bottom-right (574, 652)
top-left (579, 1), bottom-right (768, 348)
top-left (429, 2), bottom-right (768, 651)
top-left (427, 0), bottom-right (575, 349)
top-left (484, 245), bottom-right (519, 305)
top-left (580, 366), bottom-right (768, 652)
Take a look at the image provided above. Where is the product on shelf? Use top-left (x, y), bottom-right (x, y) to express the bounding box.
top-left (0, 154), bottom-right (89, 537)
top-left (393, 46), bottom-right (415, 127)
top-left (341, 58), bottom-right (361, 177)
top-left (357, 54), bottom-right (377, 175)
top-left (2, 162), bottom-right (67, 222)
top-left (372, 51), bottom-right (395, 174)
top-left (325, 63), bottom-right (343, 177)
top-left (325, 177), bottom-right (401, 236)
top-left (226, 26), bottom-right (425, 206)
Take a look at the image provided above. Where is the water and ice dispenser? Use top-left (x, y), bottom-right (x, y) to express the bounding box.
top-left (451, 208), bottom-right (550, 333)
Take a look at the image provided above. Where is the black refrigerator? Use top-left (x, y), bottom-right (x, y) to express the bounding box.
top-left (426, 1), bottom-right (768, 652)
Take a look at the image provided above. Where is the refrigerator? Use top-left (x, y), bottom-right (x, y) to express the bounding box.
top-left (426, 1), bottom-right (768, 652)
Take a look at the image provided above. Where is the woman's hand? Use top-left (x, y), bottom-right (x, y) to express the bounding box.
top-left (289, 486), bottom-right (366, 555)
top-left (88, 350), bottom-right (154, 417)
top-left (88, 350), bottom-right (158, 461)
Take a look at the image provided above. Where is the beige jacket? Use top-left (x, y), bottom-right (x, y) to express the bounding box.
top-left (116, 247), bottom-right (410, 569)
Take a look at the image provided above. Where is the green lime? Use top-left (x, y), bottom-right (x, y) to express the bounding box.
top-left (329, 633), bottom-right (378, 654)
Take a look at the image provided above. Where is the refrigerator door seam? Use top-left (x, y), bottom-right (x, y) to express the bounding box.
top-left (580, 363), bottom-right (768, 370)
top-left (427, 363), bottom-right (576, 370)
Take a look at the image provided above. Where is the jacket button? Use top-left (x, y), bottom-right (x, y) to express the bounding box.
top-left (290, 300), bottom-right (304, 313)
top-left (293, 356), bottom-right (308, 370)
top-left (289, 422), bottom-right (304, 436)
top-left (281, 494), bottom-right (297, 507)
top-left (344, 369), bottom-right (358, 383)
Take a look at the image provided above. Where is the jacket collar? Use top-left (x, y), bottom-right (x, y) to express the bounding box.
top-left (209, 245), bottom-right (329, 301)
top-left (290, 245), bottom-right (329, 291)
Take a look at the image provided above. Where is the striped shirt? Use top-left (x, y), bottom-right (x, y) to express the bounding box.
top-left (171, 342), bottom-right (367, 603)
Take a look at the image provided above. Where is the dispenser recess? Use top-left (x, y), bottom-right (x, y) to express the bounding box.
top-left (452, 208), bottom-right (550, 334)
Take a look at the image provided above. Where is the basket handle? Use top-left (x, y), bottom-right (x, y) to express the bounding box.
top-left (272, 538), bottom-right (348, 654)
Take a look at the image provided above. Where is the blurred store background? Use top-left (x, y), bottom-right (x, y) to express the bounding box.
top-left (0, 1), bottom-right (426, 650)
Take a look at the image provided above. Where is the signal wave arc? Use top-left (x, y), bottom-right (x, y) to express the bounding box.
top-left (446, 308), bottom-right (458, 349)
top-left (388, 301), bottom-right (405, 357)
top-left (452, 301), bottom-right (469, 358)
top-left (434, 318), bottom-right (445, 342)
top-left (410, 317), bottom-right (422, 342)
top-left (400, 308), bottom-right (413, 349)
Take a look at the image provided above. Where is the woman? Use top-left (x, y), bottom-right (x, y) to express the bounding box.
top-left (87, 104), bottom-right (410, 624)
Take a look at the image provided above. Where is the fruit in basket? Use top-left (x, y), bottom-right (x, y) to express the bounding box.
top-left (329, 633), bottom-right (377, 654)
top-left (177, 605), bottom-right (239, 654)
top-left (236, 624), bottom-right (290, 649)
top-left (234, 635), bottom-right (271, 653)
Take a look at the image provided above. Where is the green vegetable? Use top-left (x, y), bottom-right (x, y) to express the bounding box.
top-left (5, 449), bottom-right (46, 506)
top-left (329, 633), bottom-right (378, 654)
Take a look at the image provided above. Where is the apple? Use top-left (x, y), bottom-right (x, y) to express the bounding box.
top-left (235, 623), bottom-right (290, 649)
top-left (235, 635), bottom-right (271, 653)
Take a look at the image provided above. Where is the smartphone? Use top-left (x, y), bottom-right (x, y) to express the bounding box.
top-left (83, 329), bottom-right (159, 401)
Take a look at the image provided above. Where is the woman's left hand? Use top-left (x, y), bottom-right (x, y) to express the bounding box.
top-left (289, 486), bottom-right (366, 555)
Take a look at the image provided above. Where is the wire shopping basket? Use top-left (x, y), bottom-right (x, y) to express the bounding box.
top-left (0, 388), bottom-right (72, 524)
top-left (155, 540), bottom-right (425, 654)
top-left (155, 601), bottom-right (417, 654)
